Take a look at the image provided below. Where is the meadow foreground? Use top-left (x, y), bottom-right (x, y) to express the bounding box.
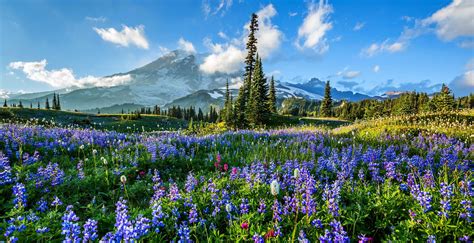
top-left (0, 113), bottom-right (473, 242)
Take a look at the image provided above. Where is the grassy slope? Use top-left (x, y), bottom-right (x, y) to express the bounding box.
top-left (0, 107), bottom-right (188, 132)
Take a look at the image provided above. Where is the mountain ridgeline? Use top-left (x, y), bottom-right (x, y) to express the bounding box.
top-left (6, 49), bottom-right (374, 113)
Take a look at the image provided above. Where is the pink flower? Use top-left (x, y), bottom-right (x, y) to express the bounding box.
top-left (223, 164), bottom-right (228, 172)
top-left (240, 222), bottom-right (249, 230)
top-left (232, 167), bottom-right (238, 175)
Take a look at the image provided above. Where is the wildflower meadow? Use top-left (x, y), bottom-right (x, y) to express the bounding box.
top-left (0, 114), bottom-right (472, 242)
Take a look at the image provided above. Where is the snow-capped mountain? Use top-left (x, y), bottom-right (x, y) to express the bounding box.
top-left (6, 50), bottom-right (374, 111)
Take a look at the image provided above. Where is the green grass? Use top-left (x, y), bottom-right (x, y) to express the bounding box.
top-left (0, 107), bottom-right (188, 132)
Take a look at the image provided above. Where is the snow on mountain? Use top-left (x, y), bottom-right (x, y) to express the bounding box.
top-left (6, 50), bottom-right (374, 111)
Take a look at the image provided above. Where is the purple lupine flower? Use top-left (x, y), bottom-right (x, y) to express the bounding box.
top-left (185, 173), bottom-right (198, 193)
top-left (61, 205), bottom-right (81, 242)
top-left (253, 233), bottom-right (264, 243)
top-left (311, 219), bottom-right (323, 228)
top-left (0, 152), bottom-right (13, 185)
top-left (51, 196), bottom-right (63, 207)
top-left (151, 203), bottom-right (166, 233)
top-left (188, 205), bottom-right (198, 224)
top-left (422, 170), bottom-right (435, 189)
top-left (133, 215), bottom-right (151, 239)
top-left (169, 183), bottom-right (181, 201)
top-left (257, 199), bottom-right (266, 214)
top-left (13, 183), bottom-right (27, 209)
top-left (427, 235), bottom-right (436, 243)
top-left (272, 199), bottom-right (281, 222)
top-left (416, 190), bottom-right (432, 212)
top-left (36, 198), bottom-right (48, 213)
top-left (150, 170), bottom-right (165, 204)
top-left (240, 198), bottom-right (249, 215)
top-left (36, 227), bottom-right (50, 234)
top-left (77, 160), bottom-right (85, 180)
top-left (438, 182), bottom-right (453, 217)
top-left (83, 219), bottom-right (98, 242)
top-left (459, 200), bottom-right (472, 222)
top-left (177, 223), bottom-right (191, 242)
top-left (114, 198), bottom-right (134, 241)
top-left (297, 230), bottom-right (309, 243)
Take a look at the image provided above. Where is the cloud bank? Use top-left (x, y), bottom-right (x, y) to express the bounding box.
top-left (93, 25), bottom-right (149, 49)
top-left (9, 60), bottom-right (132, 89)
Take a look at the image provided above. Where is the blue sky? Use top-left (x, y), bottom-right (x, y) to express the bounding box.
top-left (1, 0), bottom-right (473, 96)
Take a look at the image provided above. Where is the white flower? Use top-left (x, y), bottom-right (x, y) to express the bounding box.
top-left (225, 203), bottom-right (232, 213)
top-left (293, 168), bottom-right (300, 179)
top-left (120, 175), bottom-right (127, 184)
top-left (270, 180), bottom-right (280, 196)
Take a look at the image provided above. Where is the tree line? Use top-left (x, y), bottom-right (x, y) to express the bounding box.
top-left (3, 93), bottom-right (62, 111)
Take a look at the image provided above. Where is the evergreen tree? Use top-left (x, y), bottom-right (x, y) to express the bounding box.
top-left (268, 75), bottom-right (277, 113)
top-left (45, 98), bottom-right (50, 110)
top-left (198, 108), bottom-right (204, 121)
top-left (56, 94), bottom-right (61, 110)
top-left (234, 13), bottom-right (259, 128)
top-left (30, 103), bottom-right (33, 109)
top-left (248, 56), bottom-right (269, 125)
top-left (436, 84), bottom-right (455, 111)
top-left (37, 102), bottom-right (40, 109)
top-left (52, 93), bottom-right (57, 110)
top-left (320, 80), bottom-right (333, 117)
top-left (3, 99), bottom-right (7, 107)
top-left (18, 100), bottom-right (23, 108)
top-left (223, 80), bottom-right (233, 125)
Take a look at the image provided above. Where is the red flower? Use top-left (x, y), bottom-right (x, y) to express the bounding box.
top-left (138, 170), bottom-right (145, 177)
top-left (265, 229), bottom-right (276, 239)
top-left (223, 163), bottom-right (228, 172)
top-left (240, 222), bottom-right (249, 230)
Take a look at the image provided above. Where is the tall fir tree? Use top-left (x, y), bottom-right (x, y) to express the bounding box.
top-left (223, 80), bottom-right (234, 126)
top-left (234, 13), bottom-right (259, 128)
top-left (268, 75), bottom-right (277, 113)
top-left (45, 98), bottom-right (50, 110)
top-left (52, 93), bottom-right (57, 110)
top-left (248, 56), bottom-right (269, 125)
top-left (3, 99), bottom-right (7, 107)
top-left (320, 80), bottom-right (333, 117)
top-left (56, 94), bottom-right (61, 110)
top-left (37, 102), bottom-right (40, 109)
top-left (18, 100), bottom-right (23, 108)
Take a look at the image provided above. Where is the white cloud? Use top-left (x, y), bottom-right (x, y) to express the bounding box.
top-left (93, 25), bottom-right (149, 49)
top-left (289, 12), bottom-right (298, 17)
top-left (342, 70), bottom-right (361, 79)
top-left (295, 0), bottom-right (333, 54)
top-left (85, 16), bottom-right (107, 22)
top-left (218, 31), bottom-right (228, 39)
top-left (9, 60), bottom-right (132, 89)
top-left (202, 0), bottom-right (234, 17)
top-left (459, 40), bottom-right (474, 48)
top-left (450, 70), bottom-right (474, 96)
top-left (335, 67), bottom-right (361, 79)
top-left (253, 4), bottom-right (284, 59)
top-left (361, 39), bottom-right (406, 57)
top-left (177, 38), bottom-right (196, 53)
top-left (353, 22), bottom-right (365, 31)
top-left (199, 42), bottom-right (245, 74)
top-left (424, 0), bottom-right (474, 41)
top-left (373, 65), bottom-right (380, 73)
top-left (200, 4), bottom-right (282, 74)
